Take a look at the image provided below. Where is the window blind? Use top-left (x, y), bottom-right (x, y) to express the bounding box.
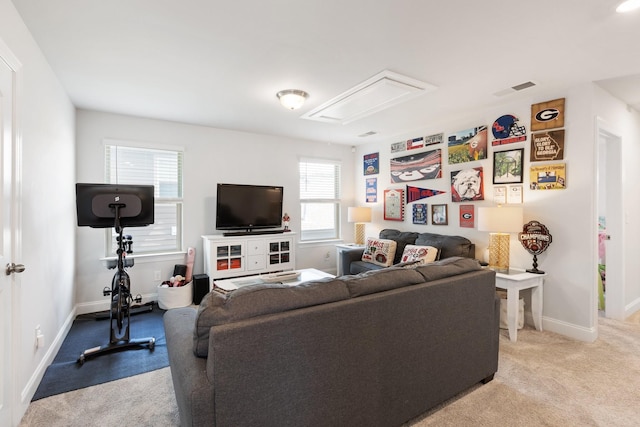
top-left (105, 144), bottom-right (184, 255)
top-left (299, 159), bottom-right (341, 241)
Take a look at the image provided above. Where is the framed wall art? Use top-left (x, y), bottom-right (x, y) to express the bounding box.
top-left (508, 185), bottom-right (523, 204)
top-left (412, 203), bottom-right (428, 225)
top-left (493, 186), bottom-right (507, 204)
top-left (391, 148), bottom-right (442, 183)
top-left (531, 130), bottom-right (565, 161)
top-left (366, 178), bottom-right (377, 203)
top-left (447, 125), bottom-right (488, 164)
top-left (493, 148), bottom-right (524, 184)
top-left (431, 204), bottom-right (448, 225)
top-left (383, 189), bottom-right (405, 221)
top-left (530, 163), bottom-right (566, 190)
top-left (531, 98), bottom-right (565, 131)
top-left (451, 167), bottom-right (484, 202)
top-left (459, 205), bottom-right (474, 228)
top-left (363, 152), bottom-right (379, 175)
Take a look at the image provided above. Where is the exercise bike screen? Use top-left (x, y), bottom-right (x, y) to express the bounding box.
top-left (76, 183), bottom-right (155, 228)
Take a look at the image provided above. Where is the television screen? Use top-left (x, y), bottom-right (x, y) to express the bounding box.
top-left (76, 183), bottom-right (155, 228)
top-left (216, 183), bottom-right (283, 231)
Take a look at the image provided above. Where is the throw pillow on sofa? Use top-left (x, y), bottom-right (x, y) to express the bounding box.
top-left (361, 237), bottom-right (397, 267)
top-left (400, 244), bottom-right (439, 265)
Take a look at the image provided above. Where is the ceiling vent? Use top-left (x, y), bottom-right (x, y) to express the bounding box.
top-left (358, 131), bottom-right (377, 137)
top-left (494, 81), bottom-right (537, 97)
top-left (302, 70), bottom-right (437, 125)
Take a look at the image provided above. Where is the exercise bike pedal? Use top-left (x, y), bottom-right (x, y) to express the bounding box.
top-left (103, 286), bottom-right (112, 296)
top-left (134, 294), bottom-right (142, 303)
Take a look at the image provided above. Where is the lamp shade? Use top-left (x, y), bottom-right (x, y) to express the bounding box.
top-left (477, 207), bottom-right (523, 233)
top-left (617, 0), bottom-right (640, 13)
top-left (347, 207), bottom-right (372, 223)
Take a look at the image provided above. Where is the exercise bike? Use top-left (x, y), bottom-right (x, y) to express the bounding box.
top-left (77, 202), bottom-right (155, 365)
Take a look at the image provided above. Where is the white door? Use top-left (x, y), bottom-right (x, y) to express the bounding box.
top-left (0, 43), bottom-right (21, 427)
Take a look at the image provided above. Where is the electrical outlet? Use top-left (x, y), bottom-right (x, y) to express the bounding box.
top-left (154, 270), bottom-right (162, 281)
top-left (35, 325), bottom-right (44, 349)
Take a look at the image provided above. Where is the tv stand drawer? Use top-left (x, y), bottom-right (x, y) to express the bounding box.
top-left (247, 241), bottom-right (266, 256)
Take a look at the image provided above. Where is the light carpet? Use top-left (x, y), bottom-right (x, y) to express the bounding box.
top-left (20, 317), bottom-right (640, 426)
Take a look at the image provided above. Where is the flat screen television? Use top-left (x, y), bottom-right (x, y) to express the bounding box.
top-left (76, 183), bottom-right (155, 228)
top-left (216, 183), bottom-right (283, 233)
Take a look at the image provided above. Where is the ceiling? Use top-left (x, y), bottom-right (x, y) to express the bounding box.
top-left (10, 0), bottom-right (640, 146)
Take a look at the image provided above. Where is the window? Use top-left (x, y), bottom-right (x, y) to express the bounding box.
top-left (299, 158), bottom-right (341, 241)
top-left (105, 142), bottom-right (183, 255)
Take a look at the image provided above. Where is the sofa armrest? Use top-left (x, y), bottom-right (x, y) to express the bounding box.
top-left (339, 247), bottom-right (365, 275)
top-left (164, 308), bottom-right (215, 427)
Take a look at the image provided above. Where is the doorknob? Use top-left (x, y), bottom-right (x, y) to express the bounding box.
top-left (5, 262), bottom-right (25, 275)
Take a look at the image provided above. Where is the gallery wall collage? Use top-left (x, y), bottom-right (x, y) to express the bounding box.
top-left (362, 98), bottom-right (566, 228)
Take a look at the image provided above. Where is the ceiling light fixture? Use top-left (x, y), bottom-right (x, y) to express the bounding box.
top-left (277, 89), bottom-right (309, 110)
top-left (616, 0), bottom-right (640, 13)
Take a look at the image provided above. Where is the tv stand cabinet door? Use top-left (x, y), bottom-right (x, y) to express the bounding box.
top-left (203, 236), bottom-right (246, 279)
top-left (266, 236), bottom-right (295, 270)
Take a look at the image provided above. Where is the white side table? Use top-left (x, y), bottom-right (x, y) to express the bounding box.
top-left (335, 243), bottom-right (364, 276)
top-left (495, 268), bottom-right (546, 342)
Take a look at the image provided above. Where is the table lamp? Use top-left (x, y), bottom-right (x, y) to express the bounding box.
top-left (347, 207), bottom-right (372, 245)
top-left (477, 206), bottom-right (523, 273)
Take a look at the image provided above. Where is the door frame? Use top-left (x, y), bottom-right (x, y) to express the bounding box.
top-left (595, 117), bottom-right (624, 321)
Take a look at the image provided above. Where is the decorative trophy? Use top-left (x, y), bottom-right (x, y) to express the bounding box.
top-left (518, 221), bottom-right (552, 274)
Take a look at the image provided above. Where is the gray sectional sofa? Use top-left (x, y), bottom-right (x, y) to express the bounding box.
top-left (164, 257), bottom-right (499, 427)
top-left (343, 229), bottom-right (477, 274)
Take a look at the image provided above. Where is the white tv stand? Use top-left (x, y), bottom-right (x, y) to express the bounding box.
top-left (202, 232), bottom-right (296, 281)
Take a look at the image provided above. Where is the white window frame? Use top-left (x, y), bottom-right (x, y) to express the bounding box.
top-left (299, 157), bottom-right (341, 241)
top-left (103, 139), bottom-right (184, 256)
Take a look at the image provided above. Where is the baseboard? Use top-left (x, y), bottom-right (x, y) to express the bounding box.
top-left (542, 316), bottom-right (597, 342)
top-left (20, 306), bottom-right (77, 406)
top-left (625, 297), bottom-right (640, 318)
top-left (76, 292), bottom-right (158, 315)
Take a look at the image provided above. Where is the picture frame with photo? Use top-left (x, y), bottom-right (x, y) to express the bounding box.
top-left (431, 204), bottom-right (448, 225)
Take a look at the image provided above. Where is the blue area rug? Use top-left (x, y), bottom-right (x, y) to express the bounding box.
top-left (32, 304), bottom-right (168, 401)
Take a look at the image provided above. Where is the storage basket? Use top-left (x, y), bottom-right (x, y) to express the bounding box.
top-left (157, 281), bottom-right (193, 310)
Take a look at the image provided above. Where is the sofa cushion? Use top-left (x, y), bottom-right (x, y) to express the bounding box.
top-left (413, 256), bottom-right (483, 282)
top-left (400, 244), bottom-right (439, 265)
top-left (414, 232), bottom-right (474, 259)
top-left (193, 278), bottom-right (350, 357)
top-left (361, 237), bottom-right (397, 267)
top-left (379, 229), bottom-right (419, 264)
top-left (342, 267), bottom-right (425, 298)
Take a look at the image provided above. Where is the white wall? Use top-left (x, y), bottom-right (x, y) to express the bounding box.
top-left (0, 0), bottom-right (76, 422)
top-left (75, 110), bottom-right (356, 311)
top-left (352, 83), bottom-right (608, 341)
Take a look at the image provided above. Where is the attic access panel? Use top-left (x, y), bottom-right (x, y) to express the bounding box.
top-left (302, 70), bottom-right (437, 125)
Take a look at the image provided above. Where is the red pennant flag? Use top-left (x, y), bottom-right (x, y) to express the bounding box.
top-left (406, 186), bottom-right (446, 203)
